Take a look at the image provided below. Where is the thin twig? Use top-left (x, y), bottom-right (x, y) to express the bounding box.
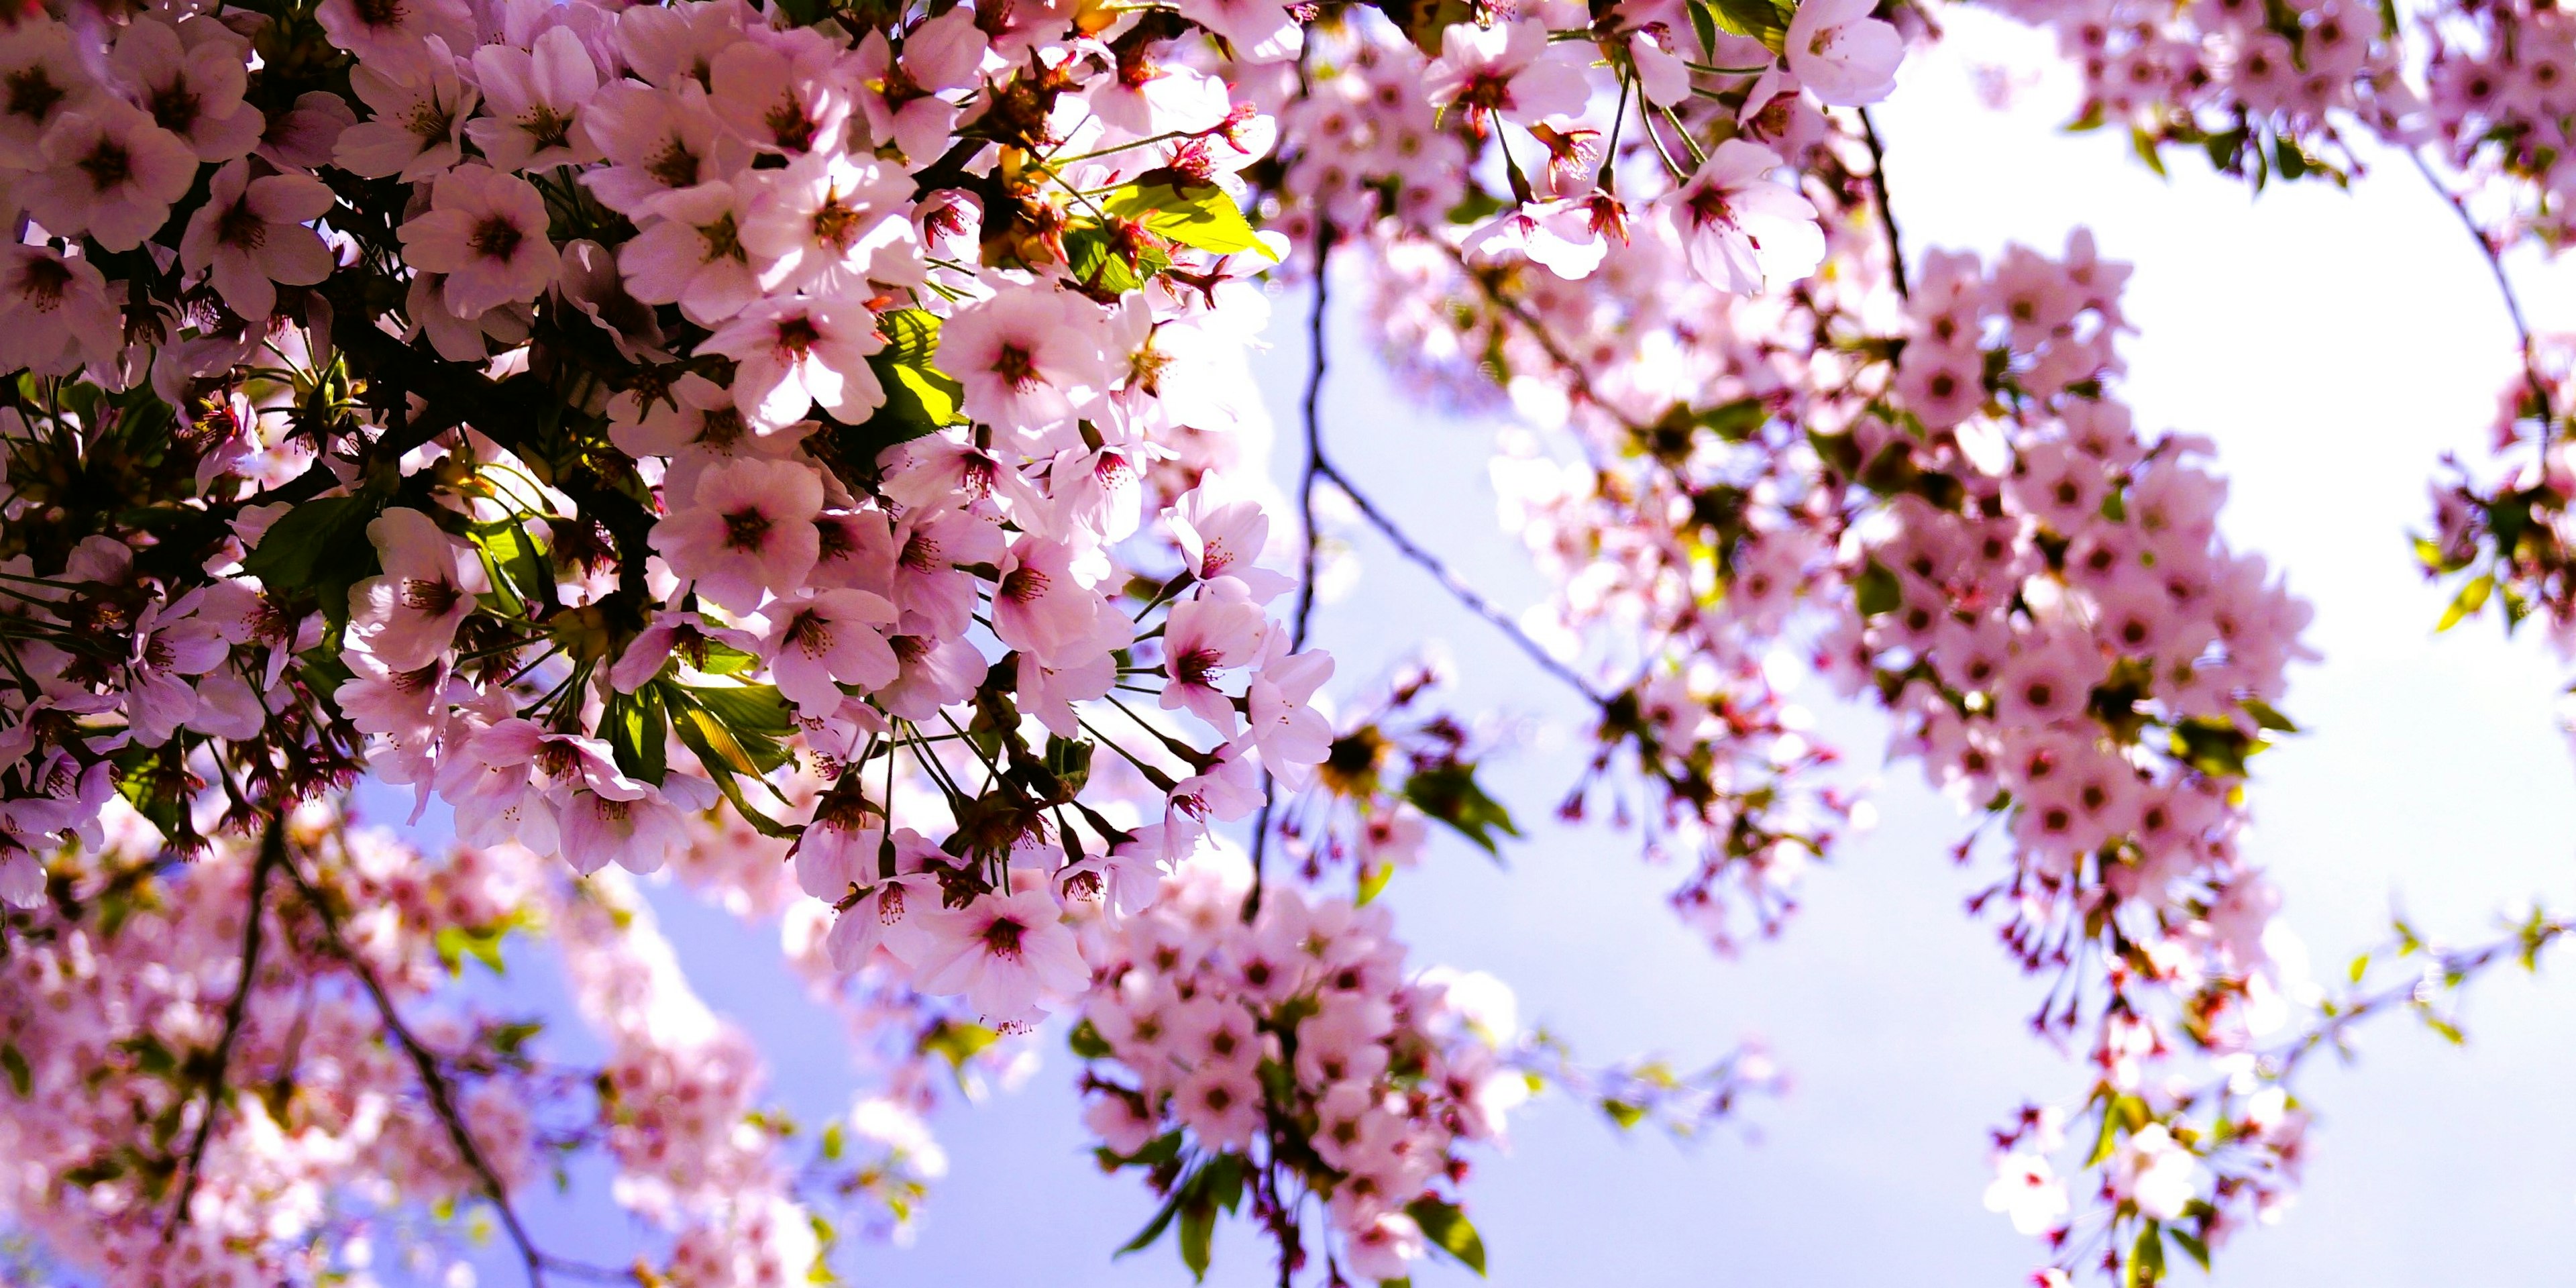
top-left (2411, 150), bottom-right (2553, 431)
top-left (163, 813), bottom-right (286, 1242)
top-left (1250, 220), bottom-right (1338, 922)
top-left (282, 853), bottom-right (633, 1288)
top-left (1857, 107), bottom-right (1911, 302)
top-left (1313, 455), bottom-right (1608, 708)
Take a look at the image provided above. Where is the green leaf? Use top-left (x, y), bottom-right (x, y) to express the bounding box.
top-left (242, 494), bottom-right (386, 623)
top-left (1402, 763), bottom-right (1521, 857)
top-left (433, 924), bottom-right (510, 977)
top-left (2127, 1222), bottom-right (2165, 1288)
top-left (1685, 0), bottom-right (1719, 58)
top-left (1103, 174), bottom-right (1275, 260)
top-left (1405, 1197), bottom-right (1487, 1275)
top-left (2436, 573), bottom-right (2493, 633)
top-left (1693, 396), bottom-right (1768, 443)
top-left (2169, 1227), bottom-right (2211, 1272)
top-left (0, 1042), bottom-right (29, 1097)
top-left (603, 686), bottom-right (669, 786)
top-left (470, 518), bottom-right (554, 614)
top-left (918, 1019), bottom-right (1000, 1069)
top-left (2239, 698), bottom-right (2298, 734)
top-left (1356, 861), bottom-right (1395, 907)
top-left (1854, 559), bottom-right (1902, 617)
top-left (1177, 1196), bottom-right (1216, 1281)
top-left (1697, 0), bottom-right (1792, 51)
top-left (1116, 1191), bottom-right (1185, 1258)
top-left (1068, 1018), bottom-right (1114, 1060)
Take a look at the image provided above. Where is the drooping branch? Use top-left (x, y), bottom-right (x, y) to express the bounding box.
top-left (162, 812), bottom-right (285, 1241)
top-left (279, 851), bottom-right (635, 1288)
top-left (2410, 150), bottom-right (2555, 428)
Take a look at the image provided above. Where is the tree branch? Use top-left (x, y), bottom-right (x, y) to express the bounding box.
top-left (1311, 454), bottom-right (1608, 708)
top-left (281, 851), bottom-right (634, 1288)
top-left (163, 812), bottom-right (285, 1242)
top-left (2410, 150), bottom-right (2553, 428)
top-left (1858, 107), bottom-right (1911, 302)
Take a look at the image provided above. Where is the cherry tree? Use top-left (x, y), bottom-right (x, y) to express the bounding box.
top-left (0, 0), bottom-right (2563, 1283)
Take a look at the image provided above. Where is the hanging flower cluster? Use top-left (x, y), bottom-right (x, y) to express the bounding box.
top-left (1071, 853), bottom-right (1524, 1285)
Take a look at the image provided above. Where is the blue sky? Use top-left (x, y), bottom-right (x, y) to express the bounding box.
top-left (429, 13), bottom-right (2576, 1285)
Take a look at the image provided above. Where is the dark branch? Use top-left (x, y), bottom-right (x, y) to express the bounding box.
top-left (281, 851), bottom-right (634, 1288)
top-left (1858, 107), bottom-right (1911, 302)
top-left (1311, 455), bottom-right (1609, 708)
top-left (163, 813), bottom-right (285, 1241)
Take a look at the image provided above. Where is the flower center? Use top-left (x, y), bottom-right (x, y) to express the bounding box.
top-left (722, 507), bottom-right (772, 551)
top-left (216, 201), bottom-right (268, 250)
top-left (4, 68), bottom-right (64, 125)
top-left (401, 577), bottom-right (461, 615)
top-left (76, 139), bottom-right (133, 194)
top-left (981, 915), bottom-right (1026, 959)
top-left (645, 136), bottom-right (701, 189)
top-left (992, 343), bottom-right (1040, 392)
top-left (470, 215), bottom-right (526, 263)
top-left (147, 80), bottom-right (203, 137)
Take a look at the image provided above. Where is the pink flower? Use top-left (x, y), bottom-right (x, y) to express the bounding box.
top-left (740, 150), bottom-right (914, 297)
top-left (1666, 140), bottom-right (1825, 294)
top-left (912, 889), bottom-right (1089, 1021)
top-left (939, 289), bottom-right (1117, 440)
top-left (1172, 1061), bottom-right (1263, 1150)
top-left (0, 247), bottom-right (121, 378)
top-left (1463, 197), bottom-right (1610, 280)
top-left (180, 160), bottom-right (337, 321)
top-left (648, 457), bottom-right (825, 614)
top-left (579, 81), bottom-right (749, 215)
top-left (345, 508), bottom-right (491, 672)
top-left (763, 588), bottom-right (900, 716)
top-left (1160, 589), bottom-right (1267, 734)
top-left (699, 297), bottom-right (886, 429)
top-left (0, 23), bottom-right (97, 158)
top-left (877, 615), bottom-right (989, 720)
top-left (109, 16), bottom-right (264, 163)
top-left (466, 27), bottom-right (604, 173)
top-left (315, 0), bottom-right (472, 64)
top-left (619, 180), bottom-right (770, 325)
top-left (608, 608), bottom-right (765, 692)
top-left (398, 164), bottom-right (563, 318)
top-left (1165, 488), bottom-right (1294, 602)
top-left (559, 788), bottom-right (694, 875)
top-left (1246, 639), bottom-right (1335, 777)
top-left (1424, 21), bottom-right (1589, 132)
top-left (991, 536), bottom-right (1106, 663)
top-left (1786, 0), bottom-right (1904, 105)
top-left (1173, 0), bottom-right (1301, 62)
top-left (23, 103), bottom-right (198, 252)
top-left (335, 40), bottom-right (478, 181)
top-left (708, 36), bottom-right (849, 156)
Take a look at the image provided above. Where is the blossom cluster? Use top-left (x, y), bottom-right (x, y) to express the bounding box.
top-left (1073, 852), bottom-right (1522, 1285)
top-left (0, 0), bottom-right (1344, 1040)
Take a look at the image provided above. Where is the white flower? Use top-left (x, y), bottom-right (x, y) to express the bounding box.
top-left (1786, 0), bottom-right (1904, 107)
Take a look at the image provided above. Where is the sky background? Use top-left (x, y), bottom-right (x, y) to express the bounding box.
top-left (440, 13), bottom-right (2576, 1286)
